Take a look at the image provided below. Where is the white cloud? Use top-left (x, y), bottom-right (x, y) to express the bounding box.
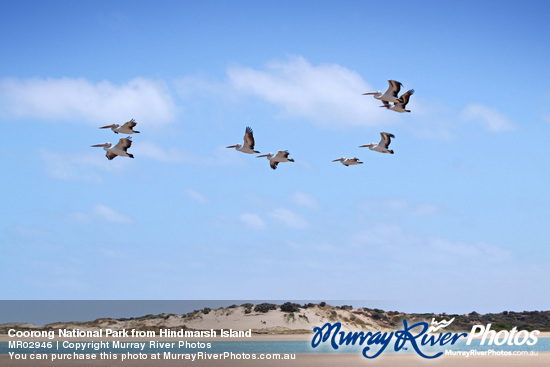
top-left (146, 145), bottom-right (248, 167)
top-left (413, 203), bottom-right (438, 216)
top-left (428, 237), bottom-right (512, 263)
top-left (227, 56), bottom-right (394, 127)
top-left (184, 188), bottom-right (208, 203)
top-left (362, 198), bottom-right (438, 217)
top-left (10, 225), bottom-right (52, 239)
top-left (288, 240), bottom-right (339, 253)
top-left (239, 213), bottom-right (266, 230)
top-left (462, 103), bottom-right (515, 132)
top-left (67, 211), bottom-right (92, 224)
top-left (291, 191), bottom-right (319, 209)
top-left (268, 208), bottom-right (309, 229)
top-left (67, 205), bottom-right (133, 225)
top-left (350, 223), bottom-right (512, 265)
top-left (350, 223), bottom-right (408, 248)
top-left (189, 146), bottom-right (250, 167)
top-left (386, 199), bottom-right (409, 211)
top-left (175, 75), bottom-right (228, 99)
top-left (93, 204), bottom-right (133, 224)
top-left (132, 141), bottom-right (184, 162)
top-left (99, 248), bottom-right (131, 259)
top-left (3, 225), bottom-right (57, 252)
top-left (0, 77), bottom-right (177, 126)
top-left (41, 149), bottom-right (124, 183)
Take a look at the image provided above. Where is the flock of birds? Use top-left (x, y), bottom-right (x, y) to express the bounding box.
top-left (91, 119), bottom-right (140, 159)
top-left (91, 80), bottom-right (415, 169)
top-left (226, 126), bottom-right (295, 170)
top-left (331, 79), bottom-right (414, 166)
top-left (364, 79), bottom-right (415, 113)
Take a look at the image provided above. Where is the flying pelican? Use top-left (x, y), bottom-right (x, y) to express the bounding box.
top-left (100, 119), bottom-right (140, 134)
top-left (91, 137), bottom-right (134, 160)
top-left (332, 157), bottom-right (363, 166)
top-left (256, 150), bottom-right (295, 170)
top-left (363, 80), bottom-right (403, 105)
top-left (226, 126), bottom-right (259, 154)
top-left (359, 132), bottom-right (395, 154)
top-left (381, 89), bottom-right (414, 113)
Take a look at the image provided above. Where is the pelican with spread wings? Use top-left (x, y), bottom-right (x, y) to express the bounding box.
top-left (363, 80), bottom-right (404, 105)
top-left (256, 150), bottom-right (295, 170)
top-left (360, 132), bottom-right (395, 154)
top-left (226, 126), bottom-right (260, 154)
top-left (332, 157), bottom-right (363, 166)
top-left (100, 119), bottom-right (140, 134)
top-left (91, 137), bottom-right (134, 160)
top-left (382, 89), bottom-right (415, 113)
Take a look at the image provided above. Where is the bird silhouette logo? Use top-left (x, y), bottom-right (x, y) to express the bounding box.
top-left (427, 317), bottom-right (456, 333)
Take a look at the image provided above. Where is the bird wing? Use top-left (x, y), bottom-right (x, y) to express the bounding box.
top-left (379, 132), bottom-right (395, 148)
top-left (243, 126), bottom-right (255, 149)
top-left (381, 100), bottom-right (390, 108)
top-left (398, 89), bottom-right (414, 106)
top-left (275, 150), bottom-right (290, 159)
top-left (387, 80), bottom-right (403, 98)
top-left (270, 161), bottom-right (279, 170)
top-left (115, 137), bottom-right (132, 151)
top-left (105, 151), bottom-right (117, 160)
top-left (122, 119), bottom-right (137, 129)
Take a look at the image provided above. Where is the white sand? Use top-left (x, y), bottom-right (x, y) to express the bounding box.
top-left (2, 307), bottom-right (548, 366)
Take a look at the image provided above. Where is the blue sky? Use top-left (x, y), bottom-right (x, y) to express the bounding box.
top-left (1, 0), bottom-right (549, 316)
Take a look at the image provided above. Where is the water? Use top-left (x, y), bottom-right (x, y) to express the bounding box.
top-left (1, 338), bottom-right (549, 355)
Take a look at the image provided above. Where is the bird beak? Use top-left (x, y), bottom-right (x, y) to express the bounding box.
top-left (359, 145), bottom-right (368, 148)
top-left (91, 143), bottom-right (107, 147)
top-left (256, 154), bottom-right (269, 158)
top-left (226, 145), bottom-right (237, 148)
top-left (363, 92), bottom-right (375, 95)
top-left (99, 124), bottom-right (115, 129)
top-left (332, 159), bottom-right (341, 162)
